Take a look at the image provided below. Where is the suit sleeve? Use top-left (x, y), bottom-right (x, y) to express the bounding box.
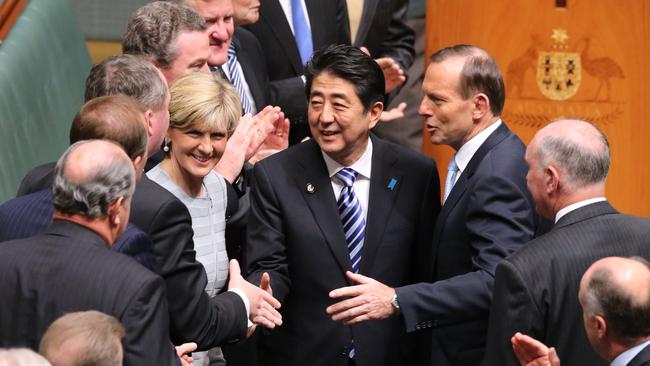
top-left (121, 276), bottom-right (178, 366)
top-left (245, 162), bottom-right (291, 303)
top-left (397, 167), bottom-right (535, 331)
top-left (148, 198), bottom-right (247, 349)
top-left (481, 260), bottom-right (544, 366)
top-left (376, 0), bottom-right (415, 72)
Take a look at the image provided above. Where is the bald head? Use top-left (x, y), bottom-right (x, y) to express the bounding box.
top-left (580, 256), bottom-right (650, 346)
top-left (53, 140), bottom-right (136, 219)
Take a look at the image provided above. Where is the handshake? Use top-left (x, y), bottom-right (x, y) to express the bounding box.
top-left (227, 259), bottom-right (282, 334)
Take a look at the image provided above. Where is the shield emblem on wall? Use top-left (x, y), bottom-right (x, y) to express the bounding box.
top-left (536, 52), bottom-right (581, 101)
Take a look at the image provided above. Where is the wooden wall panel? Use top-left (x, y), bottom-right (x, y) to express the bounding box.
top-left (424, 0), bottom-right (650, 216)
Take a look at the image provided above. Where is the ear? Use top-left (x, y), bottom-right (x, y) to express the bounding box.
top-left (471, 93), bottom-right (490, 120)
top-left (107, 196), bottom-right (125, 228)
top-left (367, 101), bottom-right (384, 130)
top-left (144, 109), bottom-right (155, 137)
top-left (545, 165), bottom-right (561, 194)
top-left (594, 314), bottom-right (608, 339)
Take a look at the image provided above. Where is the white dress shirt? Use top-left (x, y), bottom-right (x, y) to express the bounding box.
top-left (451, 119), bottom-right (503, 183)
top-left (221, 57), bottom-right (258, 114)
top-left (554, 197), bottom-right (607, 223)
top-left (321, 139), bottom-right (373, 221)
top-left (279, 0), bottom-right (311, 34)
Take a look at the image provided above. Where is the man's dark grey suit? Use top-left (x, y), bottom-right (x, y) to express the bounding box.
top-left (482, 201), bottom-right (650, 366)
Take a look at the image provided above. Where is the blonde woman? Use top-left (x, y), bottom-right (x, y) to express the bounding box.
top-left (147, 72), bottom-right (242, 366)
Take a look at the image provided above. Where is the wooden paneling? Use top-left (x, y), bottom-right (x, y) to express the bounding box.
top-left (424, 0), bottom-right (650, 216)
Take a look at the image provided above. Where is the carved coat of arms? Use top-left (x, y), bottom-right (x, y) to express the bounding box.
top-left (536, 48), bottom-right (581, 101)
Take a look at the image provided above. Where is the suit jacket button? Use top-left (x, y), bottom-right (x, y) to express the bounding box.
top-left (340, 346), bottom-right (348, 356)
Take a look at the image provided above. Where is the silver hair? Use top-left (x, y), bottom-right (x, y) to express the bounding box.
top-left (535, 123), bottom-right (610, 189)
top-left (85, 54), bottom-right (168, 112)
top-left (52, 140), bottom-right (136, 218)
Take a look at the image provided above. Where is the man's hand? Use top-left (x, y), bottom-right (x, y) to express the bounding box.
top-left (375, 57), bottom-right (405, 94)
top-left (249, 114), bottom-right (290, 164)
top-left (326, 271), bottom-right (396, 325)
top-left (215, 107), bottom-right (281, 182)
top-left (359, 47), bottom-right (406, 94)
top-left (245, 272), bottom-right (274, 338)
top-left (511, 332), bottom-right (561, 366)
top-left (227, 260), bottom-right (282, 329)
top-left (379, 102), bottom-right (407, 122)
top-left (175, 342), bottom-right (197, 366)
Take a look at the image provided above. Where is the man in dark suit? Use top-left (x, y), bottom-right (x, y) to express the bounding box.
top-left (0, 95), bottom-right (158, 273)
top-left (17, 55), bottom-right (282, 352)
top-left (482, 119), bottom-right (650, 366)
top-left (245, 44), bottom-right (440, 366)
top-left (245, 0), bottom-right (350, 144)
top-left (327, 44), bottom-right (537, 366)
top-left (0, 140), bottom-right (180, 365)
top-left (511, 256), bottom-right (650, 366)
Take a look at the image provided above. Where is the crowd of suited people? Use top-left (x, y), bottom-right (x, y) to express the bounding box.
top-left (1, 0), bottom-right (650, 366)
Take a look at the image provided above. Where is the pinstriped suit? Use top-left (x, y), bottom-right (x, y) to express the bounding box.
top-left (0, 220), bottom-right (177, 365)
top-left (482, 201), bottom-right (650, 366)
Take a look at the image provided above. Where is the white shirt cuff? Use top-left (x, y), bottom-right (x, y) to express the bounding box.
top-left (228, 288), bottom-right (253, 327)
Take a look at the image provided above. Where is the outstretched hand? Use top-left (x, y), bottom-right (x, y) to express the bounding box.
top-left (227, 260), bottom-right (282, 329)
top-left (176, 342), bottom-right (197, 366)
top-left (326, 271), bottom-right (396, 325)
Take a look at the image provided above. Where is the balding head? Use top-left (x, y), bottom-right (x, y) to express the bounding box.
top-left (524, 119), bottom-right (610, 218)
top-left (579, 256), bottom-right (650, 360)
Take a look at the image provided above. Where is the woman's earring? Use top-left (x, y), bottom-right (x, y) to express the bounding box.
top-left (162, 140), bottom-right (170, 153)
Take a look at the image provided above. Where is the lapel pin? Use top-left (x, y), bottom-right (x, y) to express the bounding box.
top-left (387, 178), bottom-right (397, 191)
top-left (306, 182), bottom-right (315, 194)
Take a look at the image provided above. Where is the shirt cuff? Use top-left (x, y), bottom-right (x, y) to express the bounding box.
top-left (228, 288), bottom-right (253, 327)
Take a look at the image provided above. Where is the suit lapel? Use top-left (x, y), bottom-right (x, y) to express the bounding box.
top-left (233, 30), bottom-right (264, 111)
top-left (353, 0), bottom-right (377, 46)
top-left (261, 0), bottom-right (303, 73)
top-left (294, 141), bottom-right (351, 273)
top-left (360, 136), bottom-right (401, 274)
top-left (306, 0), bottom-right (328, 50)
top-left (628, 343), bottom-right (650, 366)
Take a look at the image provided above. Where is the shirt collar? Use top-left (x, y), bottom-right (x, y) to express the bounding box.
top-left (555, 197), bottom-right (607, 223)
top-left (322, 138), bottom-right (373, 180)
top-left (611, 339), bottom-right (650, 366)
top-left (455, 119), bottom-right (502, 172)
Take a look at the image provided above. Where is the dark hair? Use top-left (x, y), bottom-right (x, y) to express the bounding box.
top-left (586, 261), bottom-right (650, 343)
top-left (305, 44), bottom-right (385, 113)
top-left (70, 95), bottom-right (148, 161)
top-left (430, 44), bottom-right (505, 115)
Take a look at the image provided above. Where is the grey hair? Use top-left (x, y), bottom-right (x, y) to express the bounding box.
top-left (52, 140), bottom-right (136, 218)
top-left (122, 1), bottom-right (206, 69)
top-left (583, 258), bottom-right (650, 343)
top-left (535, 124), bottom-right (610, 189)
top-left (85, 54), bottom-right (168, 112)
top-left (0, 348), bottom-right (51, 366)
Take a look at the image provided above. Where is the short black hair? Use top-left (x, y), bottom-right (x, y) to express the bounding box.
top-left (430, 44), bottom-right (505, 116)
top-left (305, 44), bottom-right (385, 113)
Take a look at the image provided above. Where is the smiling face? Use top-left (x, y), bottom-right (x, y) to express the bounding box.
top-left (308, 72), bottom-right (381, 166)
top-left (419, 57), bottom-right (477, 151)
top-left (190, 0), bottom-right (235, 66)
top-left (160, 30), bottom-right (210, 84)
top-left (166, 121), bottom-right (228, 188)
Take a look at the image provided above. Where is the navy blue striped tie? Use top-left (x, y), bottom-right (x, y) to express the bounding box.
top-left (227, 43), bottom-right (254, 114)
top-left (336, 167), bottom-right (365, 360)
top-left (337, 168), bottom-right (365, 274)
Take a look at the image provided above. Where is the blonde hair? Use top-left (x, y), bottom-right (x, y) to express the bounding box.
top-left (169, 72), bottom-right (241, 135)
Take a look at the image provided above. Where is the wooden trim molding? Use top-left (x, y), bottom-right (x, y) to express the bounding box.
top-left (0, 0), bottom-right (29, 43)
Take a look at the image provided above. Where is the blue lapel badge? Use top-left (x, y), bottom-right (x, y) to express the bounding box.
top-left (387, 178), bottom-right (397, 191)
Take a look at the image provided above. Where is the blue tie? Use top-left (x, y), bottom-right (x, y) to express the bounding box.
top-left (336, 168), bottom-right (365, 274)
top-left (227, 43), bottom-right (254, 114)
top-left (336, 167), bottom-right (365, 359)
top-left (290, 0), bottom-right (313, 65)
top-left (443, 156), bottom-right (460, 203)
